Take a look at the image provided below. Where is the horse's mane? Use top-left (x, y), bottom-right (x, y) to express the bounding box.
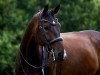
top-left (20, 11), bottom-right (41, 54)
top-left (19, 11), bottom-right (43, 66)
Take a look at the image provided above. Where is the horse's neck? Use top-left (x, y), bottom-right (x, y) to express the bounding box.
top-left (27, 37), bottom-right (41, 65)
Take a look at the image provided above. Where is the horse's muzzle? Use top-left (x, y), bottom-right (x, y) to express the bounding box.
top-left (54, 49), bottom-right (67, 61)
top-left (57, 52), bottom-right (64, 61)
top-left (54, 50), bottom-right (64, 61)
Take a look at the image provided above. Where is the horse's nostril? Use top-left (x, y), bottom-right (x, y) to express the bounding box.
top-left (58, 52), bottom-right (64, 61)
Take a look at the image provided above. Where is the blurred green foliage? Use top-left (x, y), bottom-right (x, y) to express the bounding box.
top-left (0, 0), bottom-right (100, 75)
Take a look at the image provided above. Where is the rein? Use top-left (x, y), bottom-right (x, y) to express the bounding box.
top-left (20, 46), bottom-right (56, 68)
top-left (20, 46), bottom-right (55, 75)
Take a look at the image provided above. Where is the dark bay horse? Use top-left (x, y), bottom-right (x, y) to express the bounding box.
top-left (16, 5), bottom-right (100, 75)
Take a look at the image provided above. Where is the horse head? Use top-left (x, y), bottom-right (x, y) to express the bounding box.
top-left (33, 5), bottom-right (65, 61)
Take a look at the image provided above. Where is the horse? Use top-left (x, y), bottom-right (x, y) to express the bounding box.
top-left (15, 5), bottom-right (100, 75)
top-left (15, 5), bottom-right (65, 75)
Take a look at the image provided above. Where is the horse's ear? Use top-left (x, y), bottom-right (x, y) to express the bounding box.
top-left (51, 4), bottom-right (60, 15)
top-left (42, 4), bottom-right (48, 16)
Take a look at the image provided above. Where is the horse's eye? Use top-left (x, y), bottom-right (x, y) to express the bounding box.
top-left (44, 26), bottom-right (49, 31)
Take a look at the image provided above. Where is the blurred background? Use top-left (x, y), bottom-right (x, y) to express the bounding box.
top-left (0, 0), bottom-right (100, 75)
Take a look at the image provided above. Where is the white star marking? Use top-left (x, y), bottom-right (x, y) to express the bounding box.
top-left (53, 21), bottom-right (56, 24)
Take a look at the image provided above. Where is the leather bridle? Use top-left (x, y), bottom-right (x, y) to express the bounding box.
top-left (38, 14), bottom-right (63, 52)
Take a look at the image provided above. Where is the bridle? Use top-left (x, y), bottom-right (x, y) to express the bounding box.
top-left (20, 13), bottom-right (63, 75)
top-left (38, 13), bottom-right (63, 52)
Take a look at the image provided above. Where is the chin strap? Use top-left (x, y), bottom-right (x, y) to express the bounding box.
top-left (51, 49), bottom-right (56, 61)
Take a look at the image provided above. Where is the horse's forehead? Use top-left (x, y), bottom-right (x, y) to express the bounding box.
top-left (37, 11), bottom-right (54, 19)
top-left (34, 11), bottom-right (55, 25)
